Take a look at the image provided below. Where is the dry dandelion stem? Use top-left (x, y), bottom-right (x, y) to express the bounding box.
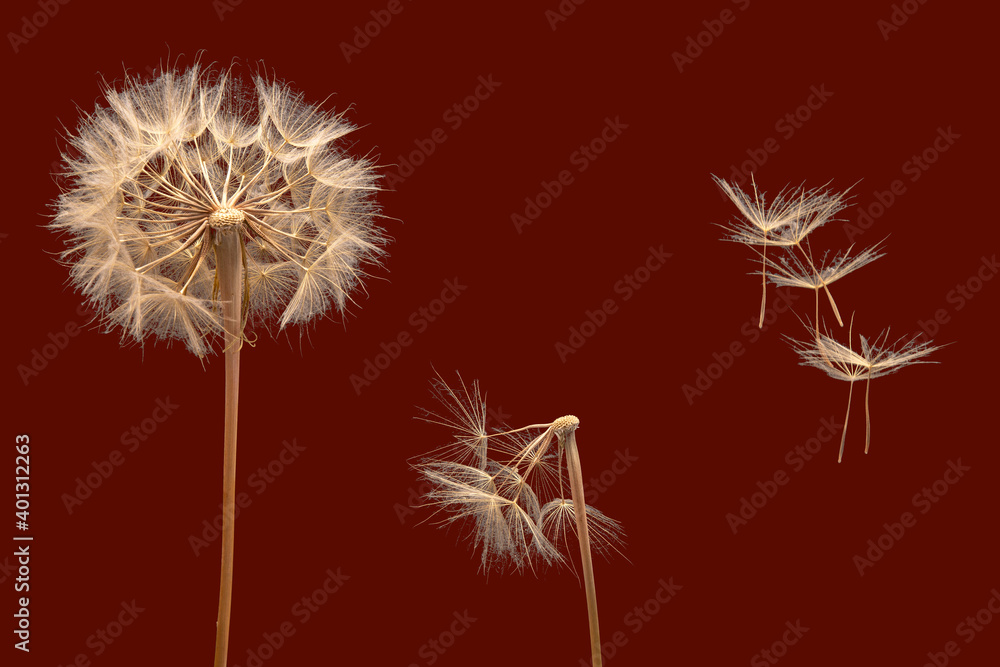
top-left (213, 221), bottom-right (242, 665)
top-left (413, 372), bottom-right (625, 666)
top-left (51, 61), bottom-right (385, 666)
top-left (554, 416), bottom-right (603, 666)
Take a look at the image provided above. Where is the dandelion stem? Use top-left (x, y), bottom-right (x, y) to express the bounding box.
top-left (559, 426), bottom-right (602, 667)
top-left (814, 288), bottom-right (820, 342)
top-left (822, 284), bottom-right (844, 327)
top-left (759, 238), bottom-right (768, 328)
top-left (213, 229), bottom-right (243, 667)
top-left (864, 370), bottom-right (872, 455)
top-left (796, 238), bottom-right (844, 327)
top-left (839, 379), bottom-right (854, 463)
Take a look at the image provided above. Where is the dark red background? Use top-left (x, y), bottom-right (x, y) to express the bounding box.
top-left (4, 1), bottom-right (997, 665)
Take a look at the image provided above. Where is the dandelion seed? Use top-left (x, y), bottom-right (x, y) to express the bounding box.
top-left (787, 320), bottom-right (942, 461)
top-left (715, 175), bottom-right (854, 327)
top-left (50, 60), bottom-right (386, 667)
top-left (412, 372), bottom-right (625, 667)
top-left (416, 369), bottom-right (492, 470)
top-left (754, 240), bottom-right (886, 338)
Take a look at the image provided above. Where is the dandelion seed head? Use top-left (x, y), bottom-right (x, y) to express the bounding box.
top-left (50, 60), bottom-right (386, 355)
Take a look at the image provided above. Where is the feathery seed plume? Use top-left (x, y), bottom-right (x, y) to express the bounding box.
top-left (787, 321), bottom-right (942, 461)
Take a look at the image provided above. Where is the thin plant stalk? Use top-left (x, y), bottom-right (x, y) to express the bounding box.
top-left (213, 226), bottom-right (243, 667)
top-left (864, 370), bottom-right (872, 455)
top-left (557, 422), bottom-right (602, 667)
top-left (759, 235), bottom-right (768, 328)
top-left (796, 238), bottom-right (843, 326)
top-left (839, 379), bottom-right (854, 464)
top-left (813, 287), bottom-right (820, 342)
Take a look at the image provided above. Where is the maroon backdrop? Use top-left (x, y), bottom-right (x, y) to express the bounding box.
top-left (4, 1), bottom-right (997, 665)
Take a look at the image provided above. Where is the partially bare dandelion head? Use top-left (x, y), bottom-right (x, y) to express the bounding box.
top-left (413, 373), bottom-right (624, 575)
top-left (50, 60), bottom-right (386, 356)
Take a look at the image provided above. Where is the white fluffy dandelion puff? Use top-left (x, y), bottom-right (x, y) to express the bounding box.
top-left (51, 62), bottom-right (386, 355)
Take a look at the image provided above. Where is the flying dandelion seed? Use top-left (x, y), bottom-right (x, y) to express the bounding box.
top-left (50, 59), bottom-right (387, 667)
top-left (753, 240), bottom-right (886, 338)
top-left (714, 174), bottom-right (854, 327)
top-left (787, 320), bottom-right (942, 462)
